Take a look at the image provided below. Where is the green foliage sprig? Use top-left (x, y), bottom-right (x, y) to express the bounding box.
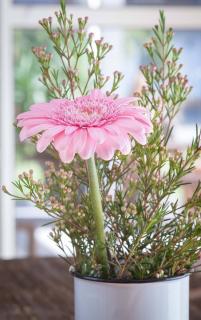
top-left (32, 4), bottom-right (123, 99)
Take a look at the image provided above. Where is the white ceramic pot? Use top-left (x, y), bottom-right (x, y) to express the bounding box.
top-left (74, 274), bottom-right (189, 320)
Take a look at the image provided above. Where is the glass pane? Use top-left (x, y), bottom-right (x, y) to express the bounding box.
top-left (127, 0), bottom-right (201, 4)
top-left (15, 30), bottom-right (50, 257)
top-left (14, 0), bottom-right (84, 4)
top-left (13, 0), bottom-right (201, 5)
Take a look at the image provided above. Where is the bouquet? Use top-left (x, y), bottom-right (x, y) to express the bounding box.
top-left (3, 1), bottom-right (201, 281)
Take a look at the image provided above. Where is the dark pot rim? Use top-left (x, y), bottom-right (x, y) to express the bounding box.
top-left (73, 272), bottom-right (189, 284)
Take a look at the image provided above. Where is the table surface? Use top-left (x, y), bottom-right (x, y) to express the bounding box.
top-left (0, 257), bottom-right (200, 320)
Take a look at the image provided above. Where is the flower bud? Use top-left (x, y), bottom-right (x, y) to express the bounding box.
top-left (2, 185), bottom-right (8, 193)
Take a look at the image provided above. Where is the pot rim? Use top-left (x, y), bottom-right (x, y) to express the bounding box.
top-left (73, 272), bottom-right (189, 284)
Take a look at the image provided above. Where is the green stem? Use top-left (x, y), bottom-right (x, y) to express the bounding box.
top-left (86, 156), bottom-right (109, 276)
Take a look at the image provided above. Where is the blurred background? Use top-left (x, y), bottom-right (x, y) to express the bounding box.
top-left (0, 0), bottom-right (201, 259)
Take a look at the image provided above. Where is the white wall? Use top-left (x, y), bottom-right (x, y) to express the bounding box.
top-left (0, 0), bottom-right (16, 258)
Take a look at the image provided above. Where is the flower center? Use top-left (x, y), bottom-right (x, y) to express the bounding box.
top-left (51, 96), bottom-right (120, 127)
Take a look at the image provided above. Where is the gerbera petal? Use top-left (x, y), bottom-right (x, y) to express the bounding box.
top-left (87, 127), bottom-right (107, 144)
top-left (50, 99), bottom-right (70, 105)
top-left (134, 115), bottom-right (152, 133)
top-left (113, 118), bottom-right (149, 144)
top-left (73, 128), bottom-right (87, 153)
top-left (121, 107), bottom-right (152, 128)
top-left (53, 132), bottom-right (70, 151)
top-left (118, 134), bottom-right (132, 155)
top-left (104, 124), bottom-right (122, 136)
top-left (96, 141), bottom-right (116, 161)
top-left (36, 126), bottom-right (65, 153)
top-left (59, 148), bottom-right (75, 163)
top-left (65, 126), bottom-right (78, 135)
top-left (114, 118), bottom-right (144, 132)
top-left (59, 137), bottom-right (75, 163)
top-left (90, 89), bottom-right (105, 99)
top-left (115, 97), bottom-right (135, 107)
top-left (17, 118), bottom-right (56, 128)
top-left (17, 110), bottom-right (51, 120)
top-left (79, 132), bottom-right (97, 160)
top-left (30, 102), bottom-right (51, 112)
top-left (132, 130), bottom-right (147, 145)
top-left (19, 124), bottom-right (54, 141)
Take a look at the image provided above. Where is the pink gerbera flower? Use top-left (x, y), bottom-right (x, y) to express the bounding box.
top-left (17, 89), bottom-right (152, 162)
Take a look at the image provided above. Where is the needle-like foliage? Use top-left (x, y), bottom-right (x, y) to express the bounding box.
top-left (3, 6), bottom-right (201, 279)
